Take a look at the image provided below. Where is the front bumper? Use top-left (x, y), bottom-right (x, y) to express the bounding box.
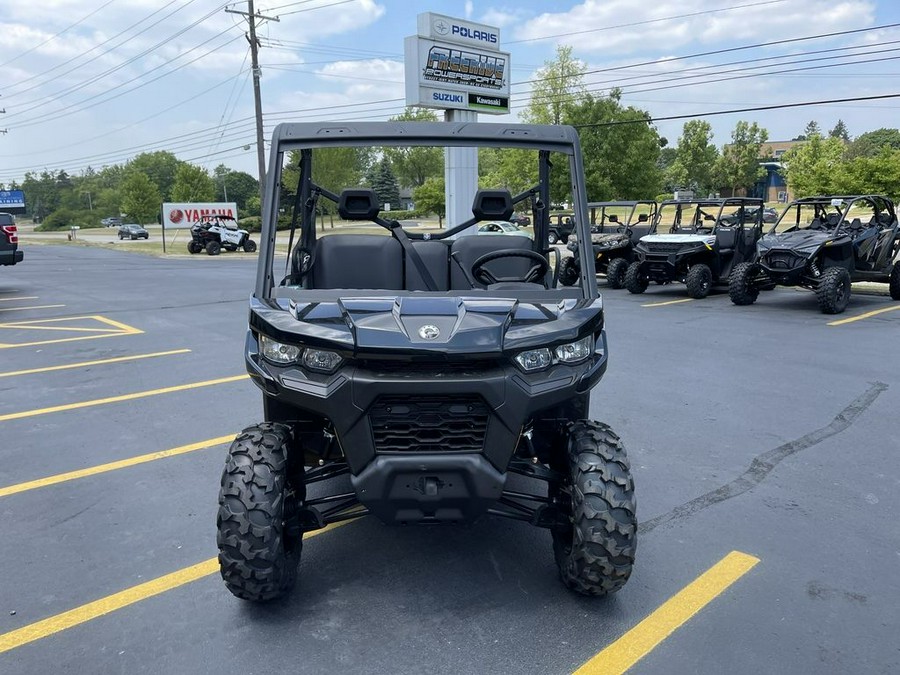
top-left (246, 329), bottom-right (609, 477)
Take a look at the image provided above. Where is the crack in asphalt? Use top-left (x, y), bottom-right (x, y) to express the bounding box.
top-left (639, 380), bottom-right (889, 534)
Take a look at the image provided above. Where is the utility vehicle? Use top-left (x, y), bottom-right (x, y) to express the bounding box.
top-left (188, 214), bottom-right (256, 255)
top-left (625, 198), bottom-right (764, 298)
top-left (216, 122), bottom-right (637, 602)
top-left (560, 201), bottom-right (657, 288)
top-left (547, 213), bottom-right (575, 245)
top-left (730, 195), bottom-right (900, 313)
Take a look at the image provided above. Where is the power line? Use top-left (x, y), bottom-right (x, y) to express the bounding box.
top-left (2, 0), bottom-right (203, 100)
top-left (512, 21), bottom-right (900, 87)
top-left (571, 92), bottom-right (900, 129)
top-left (0, 0), bottom-right (117, 69)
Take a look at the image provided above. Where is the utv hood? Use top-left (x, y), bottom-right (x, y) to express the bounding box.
top-left (640, 233), bottom-right (715, 246)
top-left (758, 230), bottom-right (831, 253)
top-left (249, 295), bottom-right (604, 356)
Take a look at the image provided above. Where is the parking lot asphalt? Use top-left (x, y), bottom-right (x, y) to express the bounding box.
top-left (1, 245), bottom-right (898, 674)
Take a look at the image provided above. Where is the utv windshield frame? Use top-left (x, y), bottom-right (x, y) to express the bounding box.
top-left (255, 122), bottom-right (594, 301)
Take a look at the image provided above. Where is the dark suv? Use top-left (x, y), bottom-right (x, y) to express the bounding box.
top-left (0, 213), bottom-right (23, 267)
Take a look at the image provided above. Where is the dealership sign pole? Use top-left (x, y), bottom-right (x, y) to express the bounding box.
top-left (404, 13), bottom-right (509, 228)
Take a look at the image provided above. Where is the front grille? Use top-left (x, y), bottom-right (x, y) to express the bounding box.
top-left (764, 251), bottom-right (805, 270)
top-left (359, 360), bottom-right (501, 377)
top-left (369, 396), bottom-right (489, 453)
top-left (645, 242), bottom-right (685, 254)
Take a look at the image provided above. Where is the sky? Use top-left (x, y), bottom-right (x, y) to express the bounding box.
top-left (1, 0), bottom-right (900, 186)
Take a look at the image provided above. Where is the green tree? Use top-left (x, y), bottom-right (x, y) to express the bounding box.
top-left (843, 145), bottom-right (900, 195)
top-left (213, 164), bottom-right (259, 211)
top-left (171, 164), bottom-right (215, 202)
top-left (667, 120), bottom-right (719, 195)
top-left (567, 92), bottom-right (662, 200)
top-left (792, 120), bottom-right (821, 141)
top-left (121, 172), bottom-right (162, 223)
top-left (367, 157), bottom-right (401, 210)
top-left (845, 128), bottom-right (900, 159)
top-left (413, 176), bottom-right (446, 225)
top-left (522, 45), bottom-right (586, 125)
top-left (781, 134), bottom-right (846, 197)
top-left (715, 120), bottom-right (769, 196)
top-left (385, 108), bottom-right (443, 188)
top-left (829, 119), bottom-right (850, 143)
top-left (129, 151), bottom-right (184, 200)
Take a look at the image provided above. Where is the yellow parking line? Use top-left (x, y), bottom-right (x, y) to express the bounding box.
top-left (0, 348), bottom-right (192, 379)
top-left (0, 374), bottom-right (249, 422)
top-left (827, 305), bottom-right (900, 326)
top-left (0, 520), bottom-right (354, 655)
top-left (0, 296), bottom-right (39, 302)
top-left (574, 551), bottom-right (760, 675)
top-left (0, 314), bottom-right (144, 349)
top-left (641, 298), bottom-right (694, 308)
top-left (0, 304), bottom-right (65, 313)
top-left (0, 434), bottom-right (233, 498)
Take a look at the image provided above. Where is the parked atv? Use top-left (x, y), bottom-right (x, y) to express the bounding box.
top-left (730, 195), bottom-right (900, 313)
top-left (625, 198), bottom-right (764, 299)
top-left (216, 121), bottom-right (637, 603)
top-left (560, 201), bottom-right (657, 288)
top-left (188, 214), bottom-right (257, 255)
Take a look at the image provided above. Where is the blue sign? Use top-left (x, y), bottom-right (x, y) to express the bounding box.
top-left (0, 190), bottom-right (26, 211)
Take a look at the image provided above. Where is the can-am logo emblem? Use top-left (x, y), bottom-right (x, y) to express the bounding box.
top-left (418, 324), bottom-right (440, 340)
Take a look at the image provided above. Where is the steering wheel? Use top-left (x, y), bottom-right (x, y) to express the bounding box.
top-left (471, 249), bottom-right (550, 286)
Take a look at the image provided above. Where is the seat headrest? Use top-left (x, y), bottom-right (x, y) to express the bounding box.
top-left (472, 189), bottom-right (513, 221)
top-left (338, 189), bottom-right (380, 221)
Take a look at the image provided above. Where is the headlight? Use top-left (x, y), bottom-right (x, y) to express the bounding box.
top-left (514, 335), bottom-right (594, 372)
top-left (554, 335), bottom-right (593, 363)
top-left (514, 348), bottom-right (552, 372)
top-left (302, 348), bottom-right (343, 373)
top-left (259, 334), bottom-right (301, 364)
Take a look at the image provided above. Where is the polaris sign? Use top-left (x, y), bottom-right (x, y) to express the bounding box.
top-left (419, 13), bottom-right (500, 50)
top-left (405, 13), bottom-right (509, 115)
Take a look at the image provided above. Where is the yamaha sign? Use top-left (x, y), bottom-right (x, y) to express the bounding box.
top-left (405, 12), bottom-right (509, 114)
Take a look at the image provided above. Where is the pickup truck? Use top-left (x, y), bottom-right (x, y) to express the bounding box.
top-left (0, 213), bottom-right (23, 267)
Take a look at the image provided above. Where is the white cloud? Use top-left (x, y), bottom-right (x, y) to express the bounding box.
top-left (480, 8), bottom-right (529, 28)
top-left (515, 0), bottom-right (876, 54)
top-left (465, 1), bottom-right (474, 19)
top-left (315, 58), bottom-right (404, 85)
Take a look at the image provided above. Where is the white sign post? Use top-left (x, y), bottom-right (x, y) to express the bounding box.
top-left (404, 13), bottom-right (508, 229)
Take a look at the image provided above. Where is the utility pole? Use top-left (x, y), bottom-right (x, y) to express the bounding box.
top-left (225, 1), bottom-right (278, 206)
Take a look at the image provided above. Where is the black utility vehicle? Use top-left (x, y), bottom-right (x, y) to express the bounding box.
top-left (625, 198), bottom-right (764, 299)
top-left (560, 201), bottom-right (657, 288)
top-left (0, 213), bottom-right (23, 267)
top-left (216, 122), bottom-right (637, 602)
top-left (548, 213), bottom-right (576, 244)
top-left (730, 195), bottom-right (900, 313)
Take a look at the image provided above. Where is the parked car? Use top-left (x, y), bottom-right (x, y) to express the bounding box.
top-left (722, 206), bottom-right (778, 225)
top-left (118, 224), bottom-right (149, 240)
top-left (508, 212), bottom-right (531, 227)
top-left (102, 217), bottom-right (123, 228)
top-left (476, 221), bottom-right (530, 237)
top-left (0, 212), bottom-right (23, 267)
